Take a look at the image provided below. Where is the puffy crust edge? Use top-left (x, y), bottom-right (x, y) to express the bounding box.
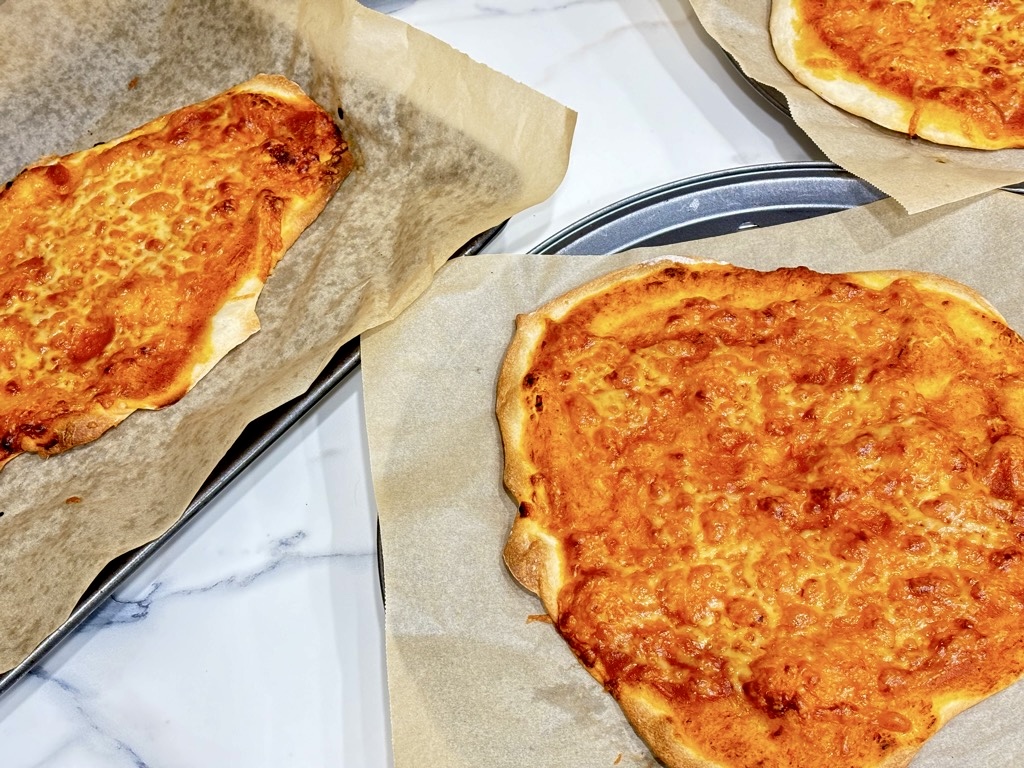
top-left (498, 258), bottom-right (702, 606)
top-left (496, 256), bottom-right (1009, 768)
top-left (615, 682), bottom-right (926, 768)
top-left (768, 0), bottom-right (1022, 150)
top-left (614, 687), bottom-right (985, 768)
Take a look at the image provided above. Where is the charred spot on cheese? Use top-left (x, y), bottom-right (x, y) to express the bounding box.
top-left (0, 74), bottom-right (353, 467)
top-left (499, 259), bottom-right (1024, 768)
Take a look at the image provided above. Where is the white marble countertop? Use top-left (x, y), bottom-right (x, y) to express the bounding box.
top-left (0, 1), bottom-right (820, 765)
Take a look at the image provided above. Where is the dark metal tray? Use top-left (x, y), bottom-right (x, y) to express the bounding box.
top-left (0, 222), bottom-right (506, 697)
top-left (531, 161), bottom-right (883, 255)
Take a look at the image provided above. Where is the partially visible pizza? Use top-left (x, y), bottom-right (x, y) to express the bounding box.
top-left (0, 74), bottom-right (352, 468)
top-left (770, 0), bottom-right (1024, 149)
top-left (498, 258), bottom-right (1024, 768)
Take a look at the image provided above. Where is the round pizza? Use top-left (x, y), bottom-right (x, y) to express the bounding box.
top-left (770, 0), bottom-right (1024, 149)
top-left (497, 258), bottom-right (1024, 768)
top-left (0, 74), bottom-right (352, 468)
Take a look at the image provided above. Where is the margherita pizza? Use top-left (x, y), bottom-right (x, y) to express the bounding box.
top-left (770, 0), bottom-right (1024, 149)
top-left (0, 74), bottom-right (352, 468)
top-left (498, 259), bottom-right (1024, 768)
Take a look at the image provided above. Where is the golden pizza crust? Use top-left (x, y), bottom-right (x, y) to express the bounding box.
top-left (0, 74), bottom-right (352, 466)
top-left (769, 0), bottom-right (1024, 149)
top-left (498, 257), bottom-right (1024, 768)
top-left (769, 0), bottom-right (917, 141)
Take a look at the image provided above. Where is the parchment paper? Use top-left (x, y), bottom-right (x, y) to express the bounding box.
top-left (0, 0), bottom-right (575, 671)
top-left (687, 0), bottom-right (1024, 215)
top-left (363, 190), bottom-right (1024, 767)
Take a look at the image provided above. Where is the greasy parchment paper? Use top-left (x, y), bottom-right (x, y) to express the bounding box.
top-left (687, 0), bottom-right (1024, 215)
top-left (363, 190), bottom-right (1024, 767)
top-left (0, 0), bottom-right (575, 671)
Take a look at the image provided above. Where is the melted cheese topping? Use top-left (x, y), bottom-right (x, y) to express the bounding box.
top-left (0, 76), bottom-right (349, 464)
top-left (513, 263), bottom-right (1024, 767)
top-left (789, 0), bottom-right (1024, 146)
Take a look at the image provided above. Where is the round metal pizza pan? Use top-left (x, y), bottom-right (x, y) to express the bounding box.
top-left (530, 161), bottom-right (884, 256)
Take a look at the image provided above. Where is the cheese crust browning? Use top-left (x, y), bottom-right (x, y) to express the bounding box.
top-left (0, 74), bottom-right (352, 467)
top-left (770, 0), bottom-right (1024, 149)
top-left (498, 259), bottom-right (1024, 768)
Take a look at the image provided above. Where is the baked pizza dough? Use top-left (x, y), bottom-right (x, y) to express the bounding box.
top-left (498, 258), bottom-right (1024, 768)
top-left (0, 74), bottom-right (352, 468)
top-left (770, 0), bottom-right (1024, 149)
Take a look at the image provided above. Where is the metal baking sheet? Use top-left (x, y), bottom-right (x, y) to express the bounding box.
top-left (0, 221), bottom-right (505, 697)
